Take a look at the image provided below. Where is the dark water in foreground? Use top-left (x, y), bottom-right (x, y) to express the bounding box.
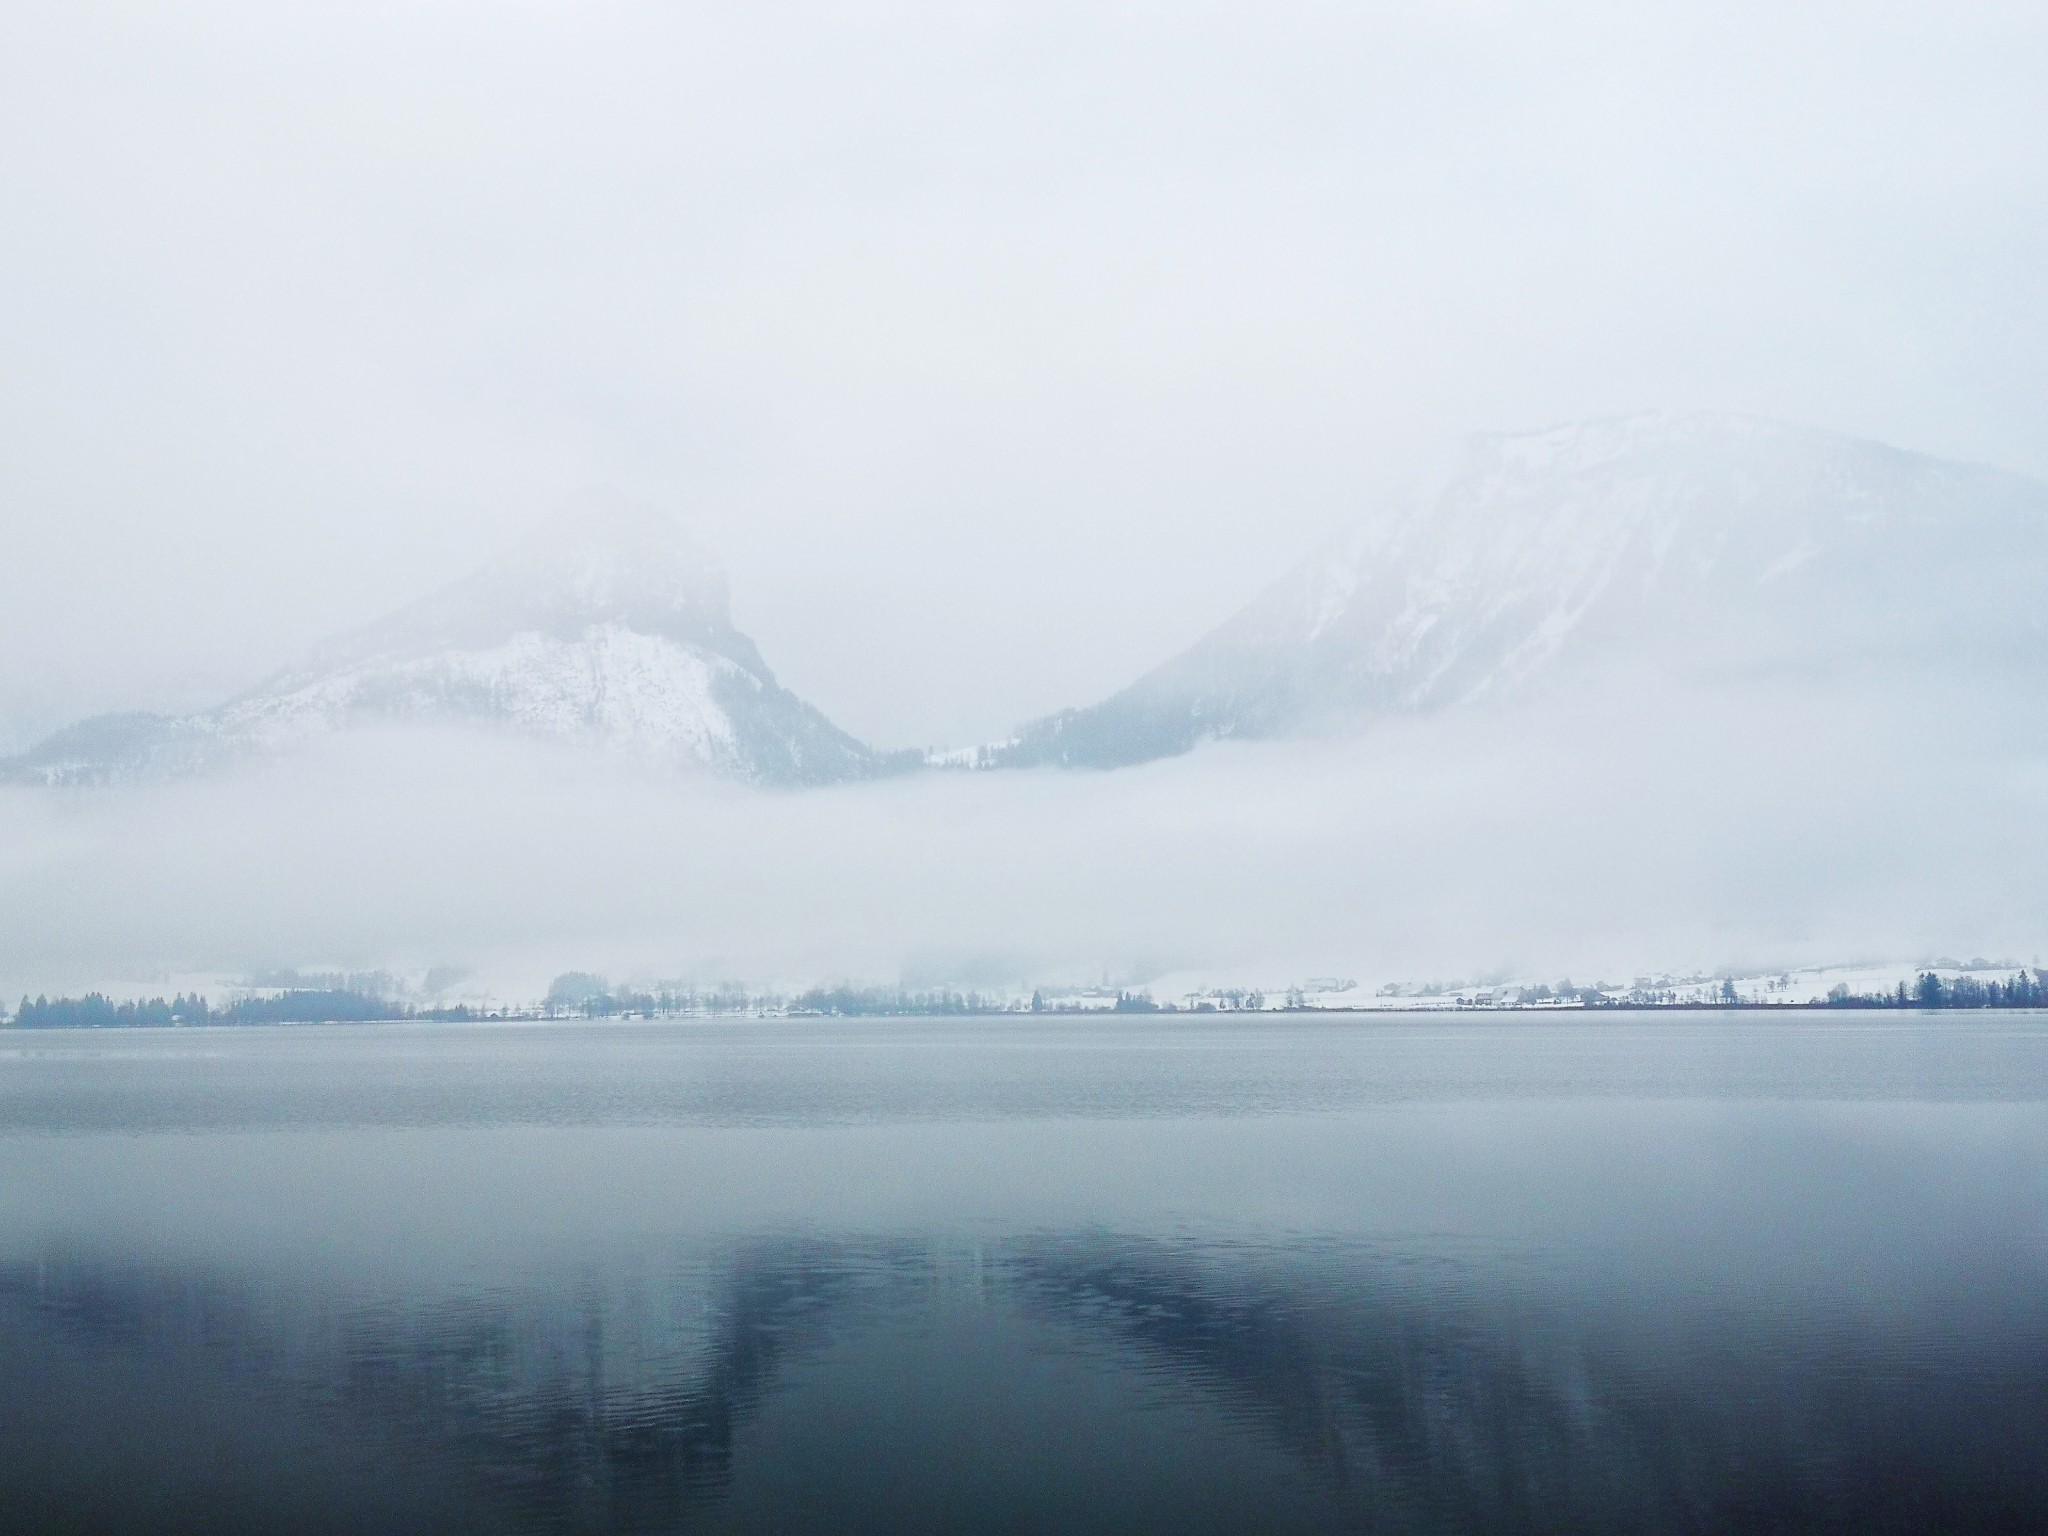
top-left (2, 1013), bottom-right (2046, 1534)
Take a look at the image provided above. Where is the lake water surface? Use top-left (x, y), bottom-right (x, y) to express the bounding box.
top-left (2, 1013), bottom-right (2046, 1533)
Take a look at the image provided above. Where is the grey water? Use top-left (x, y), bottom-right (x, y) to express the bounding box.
top-left (2, 1014), bottom-right (2046, 1534)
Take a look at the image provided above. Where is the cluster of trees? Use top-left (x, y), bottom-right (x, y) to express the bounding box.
top-left (227, 990), bottom-right (401, 1023)
top-left (13, 993), bottom-right (213, 1029)
top-left (11, 988), bottom-right (408, 1029)
top-left (541, 986), bottom-right (760, 1019)
top-left (1824, 971), bottom-right (2048, 1008)
top-left (540, 974), bottom-right (763, 1018)
top-left (789, 985), bottom-right (1008, 1017)
top-left (1206, 989), bottom-right (1267, 1011)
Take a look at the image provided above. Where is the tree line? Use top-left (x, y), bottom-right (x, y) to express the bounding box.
top-left (13, 989), bottom-right (415, 1028)
top-left (1823, 971), bottom-right (2048, 1008)
top-left (788, 985), bottom-right (1007, 1016)
top-left (10, 969), bottom-right (2048, 1027)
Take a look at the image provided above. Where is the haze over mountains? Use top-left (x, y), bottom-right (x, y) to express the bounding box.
top-left (10, 412), bottom-right (2044, 792)
top-left (3, 497), bottom-right (903, 789)
top-left (990, 413), bottom-right (2048, 768)
top-left (5, 411), bottom-right (2048, 1000)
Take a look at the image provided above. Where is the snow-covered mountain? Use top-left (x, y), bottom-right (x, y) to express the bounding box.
top-left (988, 413), bottom-right (2048, 768)
top-left (3, 498), bottom-right (907, 787)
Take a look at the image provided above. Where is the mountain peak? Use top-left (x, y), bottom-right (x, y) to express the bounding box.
top-left (986, 414), bottom-right (2048, 769)
top-left (3, 494), bottom-right (899, 788)
top-left (496, 491), bottom-right (729, 623)
top-left (297, 493), bottom-right (734, 674)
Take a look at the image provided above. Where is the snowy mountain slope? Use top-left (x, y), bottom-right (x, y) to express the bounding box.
top-left (989, 413), bottom-right (2048, 768)
top-left (3, 499), bottom-right (905, 788)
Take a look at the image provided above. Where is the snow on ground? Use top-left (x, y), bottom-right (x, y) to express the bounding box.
top-left (1062, 957), bottom-right (2045, 1013)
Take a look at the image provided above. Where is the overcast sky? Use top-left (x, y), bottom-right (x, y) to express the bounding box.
top-left (5, 0), bottom-right (2045, 751)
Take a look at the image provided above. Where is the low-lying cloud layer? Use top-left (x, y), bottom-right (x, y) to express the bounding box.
top-left (7, 671), bottom-right (2042, 1002)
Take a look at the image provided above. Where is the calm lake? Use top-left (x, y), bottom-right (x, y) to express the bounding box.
top-left (2, 1013), bottom-right (2045, 1534)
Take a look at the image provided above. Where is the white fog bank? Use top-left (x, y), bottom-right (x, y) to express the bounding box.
top-left (4, 677), bottom-right (2043, 1003)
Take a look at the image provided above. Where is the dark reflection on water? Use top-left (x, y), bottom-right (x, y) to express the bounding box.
top-left (3, 1015), bottom-right (2047, 1533)
top-left (1007, 1233), bottom-right (2048, 1532)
